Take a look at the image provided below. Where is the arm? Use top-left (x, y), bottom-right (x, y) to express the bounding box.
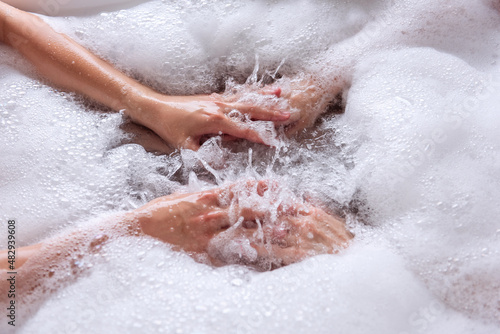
top-left (0, 1), bottom-right (148, 114)
top-left (0, 180), bottom-right (352, 281)
top-left (0, 1), bottom-right (290, 150)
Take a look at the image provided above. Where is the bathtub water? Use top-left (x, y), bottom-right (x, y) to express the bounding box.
top-left (1, 0), bottom-right (500, 333)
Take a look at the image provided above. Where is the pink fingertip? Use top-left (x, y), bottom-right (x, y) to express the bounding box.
top-left (279, 111), bottom-right (291, 120)
top-left (275, 87), bottom-right (282, 98)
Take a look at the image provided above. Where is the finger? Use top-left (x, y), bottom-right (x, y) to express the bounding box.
top-left (231, 226), bottom-right (269, 253)
top-left (226, 179), bottom-right (267, 199)
top-left (250, 242), bottom-right (273, 259)
top-left (238, 207), bottom-right (266, 222)
top-left (225, 225), bottom-right (307, 268)
top-left (196, 189), bottom-right (223, 206)
top-left (277, 200), bottom-right (310, 216)
top-left (251, 241), bottom-right (305, 267)
top-left (215, 178), bottom-right (273, 209)
top-left (215, 100), bottom-right (290, 122)
top-left (212, 92), bottom-right (238, 104)
top-left (259, 87), bottom-right (281, 98)
top-left (256, 179), bottom-right (269, 196)
top-left (231, 102), bottom-right (291, 122)
top-left (191, 209), bottom-right (230, 233)
top-left (201, 209), bottom-right (230, 229)
top-left (273, 246), bottom-right (308, 265)
top-left (221, 134), bottom-right (238, 142)
top-left (218, 120), bottom-right (269, 146)
top-left (267, 223), bottom-right (294, 247)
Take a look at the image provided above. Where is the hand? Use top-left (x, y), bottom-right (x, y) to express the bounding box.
top-left (207, 181), bottom-right (353, 270)
top-left (133, 188), bottom-right (232, 253)
top-left (272, 75), bottom-right (340, 135)
top-left (133, 179), bottom-right (353, 269)
top-left (128, 91), bottom-right (290, 151)
top-left (220, 74), bottom-right (344, 136)
top-left (133, 180), bottom-right (281, 253)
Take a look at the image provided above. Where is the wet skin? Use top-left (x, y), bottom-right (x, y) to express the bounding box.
top-left (0, 180), bottom-right (353, 272)
top-left (135, 180), bottom-right (353, 268)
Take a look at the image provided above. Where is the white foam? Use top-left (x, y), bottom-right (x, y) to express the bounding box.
top-left (1, 0), bottom-right (499, 332)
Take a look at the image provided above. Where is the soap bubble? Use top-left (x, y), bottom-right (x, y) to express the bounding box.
top-left (1, 0), bottom-right (500, 333)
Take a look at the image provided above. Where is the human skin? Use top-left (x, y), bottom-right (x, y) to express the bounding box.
top-left (3, 1), bottom-right (469, 146)
top-left (0, 1), bottom-right (354, 148)
top-left (0, 1), bottom-right (291, 150)
top-left (0, 180), bottom-right (352, 323)
top-left (258, 75), bottom-right (343, 136)
top-left (221, 72), bottom-right (346, 137)
top-left (0, 180), bottom-right (352, 274)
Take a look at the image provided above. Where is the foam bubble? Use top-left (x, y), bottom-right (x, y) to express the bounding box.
top-left (1, 0), bottom-right (500, 332)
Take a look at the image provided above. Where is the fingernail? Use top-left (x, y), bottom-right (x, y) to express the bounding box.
top-left (274, 87), bottom-right (282, 98)
top-left (280, 111), bottom-right (291, 119)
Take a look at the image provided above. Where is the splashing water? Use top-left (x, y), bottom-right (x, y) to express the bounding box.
top-left (1, 0), bottom-right (500, 333)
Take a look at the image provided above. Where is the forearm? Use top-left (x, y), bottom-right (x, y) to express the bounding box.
top-left (0, 214), bottom-right (137, 308)
top-left (0, 212), bottom-right (141, 277)
top-left (0, 192), bottom-right (186, 275)
top-left (0, 2), bottom-right (155, 117)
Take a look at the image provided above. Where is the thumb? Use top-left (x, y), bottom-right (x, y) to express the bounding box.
top-left (259, 86), bottom-right (281, 98)
top-left (219, 120), bottom-right (272, 146)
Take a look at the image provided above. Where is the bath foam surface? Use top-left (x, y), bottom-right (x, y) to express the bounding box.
top-left (1, 0), bottom-right (499, 333)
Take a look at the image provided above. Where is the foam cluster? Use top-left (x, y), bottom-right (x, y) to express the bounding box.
top-left (203, 178), bottom-right (350, 270)
top-left (1, 0), bottom-right (500, 332)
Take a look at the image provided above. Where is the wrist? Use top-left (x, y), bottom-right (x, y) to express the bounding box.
top-left (131, 196), bottom-right (170, 228)
top-left (117, 85), bottom-right (155, 123)
top-left (121, 87), bottom-right (181, 140)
